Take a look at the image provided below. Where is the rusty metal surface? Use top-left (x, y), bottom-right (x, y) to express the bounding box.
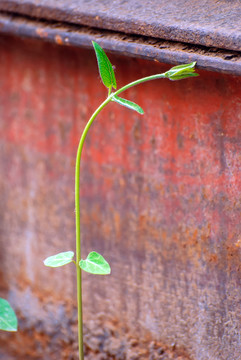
top-left (0, 35), bottom-right (241, 359)
top-left (0, 13), bottom-right (241, 76)
top-left (0, 0), bottom-right (241, 51)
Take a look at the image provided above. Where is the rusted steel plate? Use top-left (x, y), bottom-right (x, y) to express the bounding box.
top-left (0, 0), bottom-right (241, 51)
top-left (0, 13), bottom-right (240, 75)
top-left (0, 35), bottom-right (241, 359)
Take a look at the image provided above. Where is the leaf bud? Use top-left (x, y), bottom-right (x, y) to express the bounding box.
top-left (165, 62), bottom-right (199, 80)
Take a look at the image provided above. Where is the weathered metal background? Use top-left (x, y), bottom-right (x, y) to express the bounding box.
top-left (0, 34), bottom-right (241, 360)
top-left (0, 0), bottom-right (241, 51)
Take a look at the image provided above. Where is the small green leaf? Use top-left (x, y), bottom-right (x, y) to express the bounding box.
top-left (79, 251), bottom-right (111, 275)
top-left (165, 62), bottom-right (199, 81)
top-left (44, 251), bottom-right (74, 267)
top-left (92, 41), bottom-right (117, 90)
top-left (112, 95), bottom-right (144, 114)
top-left (0, 298), bottom-right (18, 332)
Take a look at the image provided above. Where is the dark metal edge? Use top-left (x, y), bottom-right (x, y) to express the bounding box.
top-left (0, 12), bottom-right (240, 76)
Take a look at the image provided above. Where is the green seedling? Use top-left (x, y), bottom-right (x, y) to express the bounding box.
top-left (0, 298), bottom-right (18, 332)
top-left (44, 41), bottom-right (198, 360)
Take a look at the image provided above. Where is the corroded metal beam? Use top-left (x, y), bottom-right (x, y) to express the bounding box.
top-left (0, 13), bottom-right (240, 75)
top-left (0, 0), bottom-right (240, 51)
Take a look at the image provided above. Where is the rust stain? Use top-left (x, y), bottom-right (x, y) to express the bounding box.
top-left (113, 211), bottom-right (121, 239)
top-left (54, 34), bottom-right (63, 45)
top-left (35, 27), bottom-right (48, 38)
top-left (235, 238), bottom-right (241, 248)
top-left (0, 318), bottom-right (193, 360)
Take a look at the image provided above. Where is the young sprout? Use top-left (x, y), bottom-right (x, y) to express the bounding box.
top-left (44, 41), bottom-right (198, 360)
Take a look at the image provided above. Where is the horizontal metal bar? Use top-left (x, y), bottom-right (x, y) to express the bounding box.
top-left (0, 0), bottom-right (241, 52)
top-left (0, 13), bottom-right (240, 76)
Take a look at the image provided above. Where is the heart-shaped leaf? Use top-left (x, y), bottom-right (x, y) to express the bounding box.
top-left (0, 298), bottom-right (18, 332)
top-left (44, 251), bottom-right (74, 267)
top-left (79, 251), bottom-right (111, 275)
top-left (92, 41), bottom-right (117, 90)
top-left (112, 95), bottom-right (144, 114)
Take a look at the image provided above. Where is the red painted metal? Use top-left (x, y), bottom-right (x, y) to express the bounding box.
top-left (0, 35), bottom-right (241, 359)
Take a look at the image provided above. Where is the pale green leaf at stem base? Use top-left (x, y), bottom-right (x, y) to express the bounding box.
top-left (44, 251), bottom-right (75, 267)
top-left (0, 298), bottom-right (18, 332)
top-left (112, 95), bottom-right (144, 114)
top-left (92, 41), bottom-right (117, 90)
top-left (79, 251), bottom-right (111, 275)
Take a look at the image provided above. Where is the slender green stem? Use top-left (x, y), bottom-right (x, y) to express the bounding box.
top-left (75, 96), bottom-right (111, 360)
top-left (75, 71), bottom-right (166, 360)
top-left (114, 73), bottom-right (166, 97)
